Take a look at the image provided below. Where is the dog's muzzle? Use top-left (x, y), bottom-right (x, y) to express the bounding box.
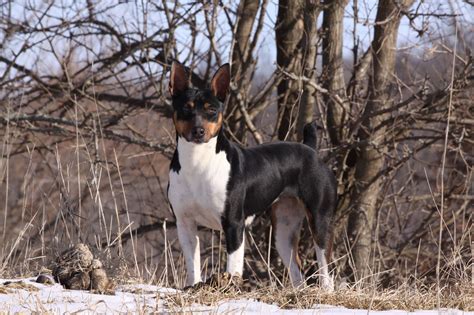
top-left (191, 126), bottom-right (205, 143)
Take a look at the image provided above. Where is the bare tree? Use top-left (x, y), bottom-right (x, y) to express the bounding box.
top-left (322, 0), bottom-right (350, 147)
top-left (295, 1), bottom-right (321, 141)
top-left (0, 0), bottom-right (472, 290)
top-left (275, 0), bottom-right (305, 140)
top-left (347, 0), bottom-right (416, 281)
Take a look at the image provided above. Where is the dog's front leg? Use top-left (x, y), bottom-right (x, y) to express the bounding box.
top-left (176, 216), bottom-right (201, 286)
top-left (222, 202), bottom-right (245, 277)
top-left (226, 226), bottom-right (245, 276)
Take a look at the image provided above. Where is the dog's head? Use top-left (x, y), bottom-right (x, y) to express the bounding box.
top-left (169, 62), bottom-right (230, 144)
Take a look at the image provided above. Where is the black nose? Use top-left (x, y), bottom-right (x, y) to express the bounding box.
top-left (192, 127), bottom-right (205, 138)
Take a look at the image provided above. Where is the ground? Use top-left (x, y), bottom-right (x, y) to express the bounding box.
top-left (0, 277), bottom-right (471, 314)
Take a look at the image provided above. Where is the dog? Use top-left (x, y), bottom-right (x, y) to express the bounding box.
top-left (167, 61), bottom-right (337, 290)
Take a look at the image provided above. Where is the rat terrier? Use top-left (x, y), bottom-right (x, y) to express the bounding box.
top-left (167, 62), bottom-right (337, 290)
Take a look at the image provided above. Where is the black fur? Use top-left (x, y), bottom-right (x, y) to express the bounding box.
top-left (173, 89), bottom-right (223, 123)
top-left (168, 62), bottom-right (338, 284)
top-left (303, 122), bottom-right (318, 149)
top-left (170, 149), bottom-right (181, 174)
top-left (215, 128), bottom-right (337, 252)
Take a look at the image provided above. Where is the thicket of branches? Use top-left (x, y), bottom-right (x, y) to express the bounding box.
top-left (0, 0), bottom-right (472, 289)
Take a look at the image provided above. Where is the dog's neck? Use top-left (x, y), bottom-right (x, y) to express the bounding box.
top-left (176, 135), bottom-right (220, 172)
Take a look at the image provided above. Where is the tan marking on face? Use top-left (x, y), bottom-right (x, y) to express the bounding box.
top-left (173, 112), bottom-right (193, 139)
top-left (202, 112), bottom-right (223, 141)
top-left (203, 103), bottom-right (211, 110)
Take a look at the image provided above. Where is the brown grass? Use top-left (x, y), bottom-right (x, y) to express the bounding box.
top-left (0, 73), bottom-right (472, 313)
top-left (0, 281), bottom-right (39, 294)
top-left (162, 282), bottom-right (473, 311)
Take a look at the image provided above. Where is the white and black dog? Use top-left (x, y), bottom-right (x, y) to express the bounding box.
top-left (167, 62), bottom-right (337, 290)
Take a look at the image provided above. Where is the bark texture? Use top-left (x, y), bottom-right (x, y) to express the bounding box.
top-left (231, 0), bottom-right (260, 83)
top-left (322, 0), bottom-right (350, 146)
top-left (348, 0), bottom-right (415, 281)
top-left (227, 0), bottom-right (261, 141)
top-left (275, 0), bottom-right (305, 140)
top-left (295, 1), bottom-right (321, 141)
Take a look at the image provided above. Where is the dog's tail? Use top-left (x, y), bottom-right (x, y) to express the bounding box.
top-left (303, 122), bottom-right (317, 149)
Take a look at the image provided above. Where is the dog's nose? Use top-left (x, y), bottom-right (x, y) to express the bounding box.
top-left (192, 127), bottom-right (205, 138)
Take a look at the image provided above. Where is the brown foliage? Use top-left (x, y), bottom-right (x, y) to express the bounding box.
top-left (0, 0), bottom-right (472, 294)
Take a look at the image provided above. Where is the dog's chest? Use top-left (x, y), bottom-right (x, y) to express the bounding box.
top-left (168, 137), bottom-right (231, 230)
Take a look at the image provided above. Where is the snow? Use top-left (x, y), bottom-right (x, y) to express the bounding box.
top-left (0, 278), bottom-right (471, 314)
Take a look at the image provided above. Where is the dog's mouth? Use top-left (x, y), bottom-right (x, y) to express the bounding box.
top-left (192, 138), bottom-right (205, 144)
top-left (184, 134), bottom-right (208, 144)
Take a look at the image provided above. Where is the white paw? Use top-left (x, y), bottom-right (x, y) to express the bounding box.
top-left (320, 275), bottom-right (334, 292)
top-left (291, 278), bottom-right (306, 289)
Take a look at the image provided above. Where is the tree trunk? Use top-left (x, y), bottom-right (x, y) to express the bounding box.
top-left (275, 0), bottom-right (305, 140)
top-left (320, 0), bottom-right (353, 224)
top-left (321, 0), bottom-right (350, 146)
top-left (227, 0), bottom-right (260, 141)
top-left (231, 0), bottom-right (260, 83)
top-left (296, 1), bottom-right (321, 141)
top-left (348, 0), bottom-right (415, 282)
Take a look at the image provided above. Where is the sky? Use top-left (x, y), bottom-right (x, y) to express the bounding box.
top-left (253, 0), bottom-right (472, 73)
top-left (1, 0), bottom-right (472, 79)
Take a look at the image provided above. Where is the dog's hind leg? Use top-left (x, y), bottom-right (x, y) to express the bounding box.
top-left (315, 242), bottom-right (333, 290)
top-left (271, 197), bottom-right (306, 287)
top-left (306, 205), bottom-right (334, 291)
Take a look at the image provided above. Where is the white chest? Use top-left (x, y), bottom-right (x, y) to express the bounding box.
top-left (168, 137), bottom-right (231, 230)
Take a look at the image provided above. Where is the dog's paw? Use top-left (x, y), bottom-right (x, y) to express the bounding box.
top-left (183, 272), bottom-right (244, 292)
top-left (185, 272), bottom-right (243, 292)
top-left (207, 272), bottom-right (243, 288)
top-left (320, 275), bottom-right (334, 292)
top-left (183, 281), bottom-right (204, 291)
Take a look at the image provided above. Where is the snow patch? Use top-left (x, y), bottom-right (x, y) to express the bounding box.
top-left (0, 278), bottom-right (471, 314)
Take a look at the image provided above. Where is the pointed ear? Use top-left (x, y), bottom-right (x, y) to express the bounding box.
top-left (169, 61), bottom-right (189, 96)
top-left (210, 63), bottom-right (230, 102)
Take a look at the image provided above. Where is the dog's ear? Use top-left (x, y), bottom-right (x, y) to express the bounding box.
top-left (169, 62), bottom-right (189, 96)
top-left (211, 63), bottom-right (230, 102)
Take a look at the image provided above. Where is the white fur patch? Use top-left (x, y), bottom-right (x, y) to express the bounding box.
top-left (245, 215), bottom-right (255, 226)
top-left (168, 136), bottom-right (231, 231)
top-left (315, 245), bottom-right (334, 291)
top-left (176, 217), bottom-right (201, 286)
top-left (226, 233), bottom-right (245, 276)
top-left (169, 136), bottom-right (231, 286)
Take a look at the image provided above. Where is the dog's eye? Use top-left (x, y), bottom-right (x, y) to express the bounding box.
top-left (206, 108), bottom-right (217, 115)
top-left (183, 105), bottom-right (193, 113)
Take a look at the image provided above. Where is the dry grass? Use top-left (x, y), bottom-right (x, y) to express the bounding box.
top-left (0, 129), bottom-right (472, 312)
top-left (0, 2), bottom-right (472, 313)
top-left (0, 281), bottom-right (39, 294)
top-left (162, 281), bottom-right (474, 312)
top-left (0, 70), bottom-right (472, 314)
